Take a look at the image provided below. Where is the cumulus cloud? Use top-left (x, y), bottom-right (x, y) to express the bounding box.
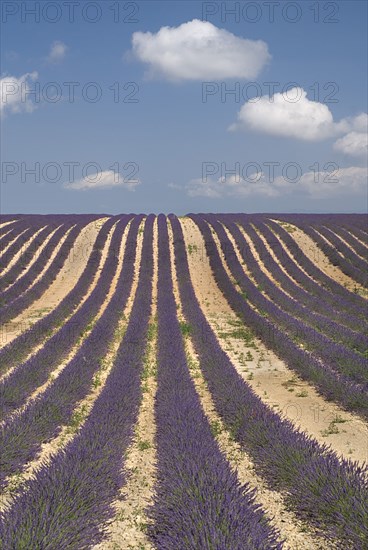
top-left (333, 114), bottom-right (368, 158)
top-left (64, 170), bottom-right (140, 191)
top-left (344, 112), bottom-right (368, 133)
top-left (131, 19), bottom-right (270, 81)
top-left (0, 71), bottom-right (38, 116)
top-left (230, 87), bottom-right (357, 141)
top-left (274, 166), bottom-right (367, 198)
top-left (186, 166), bottom-right (367, 199)
top-left (334, 131), bottom-right (368, 158)
top-left (47, 41), bottom-right (68, 63)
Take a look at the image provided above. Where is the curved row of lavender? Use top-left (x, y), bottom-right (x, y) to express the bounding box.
top-left (0, 222), bottom-right (45, 272)
top-left (350, 225), bottom-right (368, 245)
top-left (0, 215), bottom-right (154, 549)
top-left (203, 215), bottom-right (367, 388)
top-left (0, 214), bottom-right (105, 292)
top-left (252, 216), bottom-right (366, 313)
top-left (0, 219), bottom-right (19, 241)
top-left (305, 225), bottom-right (367, 287)
top-left (170, 214), bottom-right (368, 548)
top-left (0, 216), bottom-right (118, 375)
top-left (227, 220), bottom-right (366, 354)
top-left (0, 215), bottom-right (142, 487)
top-left (1, 223), bottom-right (70, 303)
top-left (0, 216), bottom-right (132, 421)
top-left (319, 224), bottom-right (368, 268)
top-left (0, 213), bottom-right (102, 287)
top-left (0, 216), bottom-right (100, 299)
top-left (247, 219), bottom-right (366, 330)
top-left (0, 226), bottom-right (17, 247)
top-left (0, 224), bottom-right (57, 292)
top-left (327, 224), bottom-right (368, 260)
top-left (264, 214), bottom-right (367, 288)
top-left (323, 222), bottom-right (367, 272)
top-left (0, 217), bottom-right (96, 324)
top-left (148, 214), bottom-right (282, 549)
top-left (189, 214), bottom-right (368, 418)
top-left (0, 215), bottom-right (96, 272)
top-left (0, 217), bottom-right (36, 244)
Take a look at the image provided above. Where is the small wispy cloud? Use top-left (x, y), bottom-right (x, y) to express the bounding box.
top-left (63, 169), bottom-right (140, 191)
top-left (0, 71), bottom-right (38, 116)
top-left (185, 166), bottom-right (367, 199)
top-left (47, 41), bottom-right (68, 63)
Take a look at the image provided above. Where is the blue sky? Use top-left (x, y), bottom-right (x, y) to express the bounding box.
top-left (1, 0), bottom-right (367, 214)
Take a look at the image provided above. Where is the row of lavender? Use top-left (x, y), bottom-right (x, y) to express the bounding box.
top-left (193, 214), bottom-right (367, 417)
top-left (202, 215), bottom-right (367, 389)
top-left (0, 215), bottom-right (155, 548)
top-left (0, 216), bottom-right (131, 421)
top-left (0, 215), bottom-right (100, 324)
top-left (224, 213), bottom-right (366, 313)
top-left (0, 216), bottom-right (94, 291)
top-left (0, 223), bottom-right (56, 291)
top-left (233, 220), bottom-right (365, 351)
top-left (263, 213), bottom-right (367, 287)
top-left (0, 215), bottom-right (141, 487)
top-left (0, 215), bottom-right (100, 283)
top-left (0, 217), bottom-right (53, 273)
top-left (247, 219), bottom-right (365, 328)
top-left (149, 214), bottom-right (281, 549)
top-left (170, 214), bottom-right (368, 547)
top-left (294, 220), bottom-right (366, 287)
top-left (0, 216), bottom-right (117, 375)
top-left (1, 224), bottom-right (72, 304)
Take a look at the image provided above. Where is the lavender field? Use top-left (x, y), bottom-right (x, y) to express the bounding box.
top-left (0, 213), bottom-right (367, 549)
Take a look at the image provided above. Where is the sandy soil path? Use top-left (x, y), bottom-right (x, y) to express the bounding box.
top-left (0, 221), bottom-right (18, 229)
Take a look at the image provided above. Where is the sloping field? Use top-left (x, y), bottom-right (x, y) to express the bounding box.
top-left (0, 213), bottom-right (367, 549)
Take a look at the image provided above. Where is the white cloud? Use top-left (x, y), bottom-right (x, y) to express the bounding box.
top-left (333, 113), bottom-right (368, 158)
top-left (287, 166), bottom-right (367, 198)
top-left (334, 131), bottom-right (368, 158)
top-left (185, 166), bottom-right (367, 199)
top-left (0, 71), bottom-right (38, 116)
top-left (187, 171), bottom-right (278, 198)
top-left (230, 87), bottom-right (354, 141)
top-left (64, 170), bottom-right (140, 191)
top-left (131, 19), bottom-right (270, 81)
top-left (47, 41), bottom-right (68, 63)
